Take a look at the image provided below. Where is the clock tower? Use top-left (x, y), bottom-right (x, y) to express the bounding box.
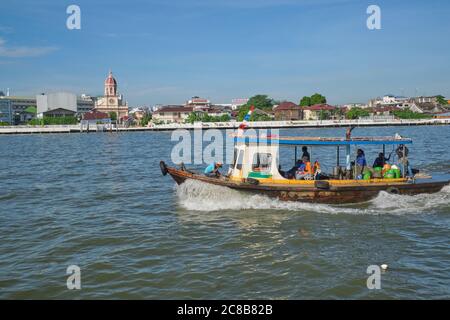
top-left (94, 70), bottom-right (129, 120)
top-left (105, 71), bottom-right (117, 97)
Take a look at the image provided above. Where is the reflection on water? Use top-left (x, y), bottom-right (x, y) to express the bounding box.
top-left (0, 126), bottom-right (449, 299)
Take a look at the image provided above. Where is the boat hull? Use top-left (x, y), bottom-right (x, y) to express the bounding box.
top-left (163, 164), bottom-right (448, 204)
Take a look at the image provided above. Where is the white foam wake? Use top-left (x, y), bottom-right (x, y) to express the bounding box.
top-left (176, 180), bottom-right (450, 215)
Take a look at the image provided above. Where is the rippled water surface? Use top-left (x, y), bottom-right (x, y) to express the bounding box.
top-left (0, 126), bottom-right (449, 299)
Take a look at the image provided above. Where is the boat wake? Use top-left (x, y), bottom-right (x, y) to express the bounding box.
top-left (176, 180), bottom-right (450, 215)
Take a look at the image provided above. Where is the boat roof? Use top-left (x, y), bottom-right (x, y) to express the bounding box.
top-left (233, 135), bottom-right (413, 146)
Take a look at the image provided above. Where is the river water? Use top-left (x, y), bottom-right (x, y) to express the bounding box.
top-left (0, 126), bottom-right (449, 299)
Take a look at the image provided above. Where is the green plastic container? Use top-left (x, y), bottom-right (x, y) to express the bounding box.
top-left (393, 169), bottom-right (401, 179)
top-left (374, 167), bottom-right (383, 172)
top-left (363, 171), bottom-right (372, 180)
top-left (384, 169), bottom-right (395, 179)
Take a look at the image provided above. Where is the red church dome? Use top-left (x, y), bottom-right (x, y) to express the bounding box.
top-left (105, 71), bottom-right (117, 86)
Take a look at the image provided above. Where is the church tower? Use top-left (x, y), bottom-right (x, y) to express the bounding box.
top-left (94, 70), bottom-right (129, 120)
top-left (104, 71), bottom-right (117, 97)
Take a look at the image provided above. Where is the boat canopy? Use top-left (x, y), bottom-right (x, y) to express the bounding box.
top-left (233, 135), bottom-right (413, 146)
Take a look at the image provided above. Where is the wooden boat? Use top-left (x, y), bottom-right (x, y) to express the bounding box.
top-left (160, 133), bottom-right (449, 204)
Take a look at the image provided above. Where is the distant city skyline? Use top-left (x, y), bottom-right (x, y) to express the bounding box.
top-left (0, 0), bottom-right (449, 106)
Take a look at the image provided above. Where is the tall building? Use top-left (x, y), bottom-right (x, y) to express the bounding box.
top-left (94, 71), bottom-right (129, 119)
top-left (0, 96), bottom-right (36, 124)
top-left (0, 99), bottom-right (12, 124)
top-left (36, 92), bottom-right (96, 118)
top-left (77, 94), bottom-right (95, 114)
top-left (37, 92), bottom-right (77, 118)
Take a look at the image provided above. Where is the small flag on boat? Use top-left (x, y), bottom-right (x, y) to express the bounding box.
top-left (237, 105), bottom-right (255, 136)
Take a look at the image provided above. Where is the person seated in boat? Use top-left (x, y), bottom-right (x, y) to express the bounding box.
top-left (301, 146), bottom-right (310, 162)
top-left (295, 156), bottom-right (313, 180)
top-left (204, 162), bottom-right (222, 178)
top-left (373, 152), bottom-right (391, 169)
top-left (284, 159), bottom-right (303, 179)
top-left (278, 165), bottom-right (285, 177)
top-left (396, 144), bottom-right (413, 177)
top-left (313, 160), bottom-right (321, 179)
top-left (355, 149), bottom-right (367, 179)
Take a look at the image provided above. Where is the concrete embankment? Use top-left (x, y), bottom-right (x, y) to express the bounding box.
top-left (0, 118), bottom-right (449, 134)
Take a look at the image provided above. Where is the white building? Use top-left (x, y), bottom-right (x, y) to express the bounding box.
top-left (186, 97), bottom-right (211, 111)
top-left (152, 106), bottom-right (193, 123)
top-left (342, 103), bottom-right (368, 109)
top-left (231, 98), bottom-right (249, 110)
top-left (369, 95), bottom-right (409, 108)
top-left (36, 92), bottom-right (78, 118)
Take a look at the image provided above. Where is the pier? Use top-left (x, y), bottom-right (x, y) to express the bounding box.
top-left (0, 118), bottom-right (449, 134)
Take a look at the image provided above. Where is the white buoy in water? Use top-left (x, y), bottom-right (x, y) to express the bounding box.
top-left (381, 264), bottom-right (388, 270)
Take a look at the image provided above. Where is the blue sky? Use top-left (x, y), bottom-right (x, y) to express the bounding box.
top-left (0, 0), bottom-right (449, 106)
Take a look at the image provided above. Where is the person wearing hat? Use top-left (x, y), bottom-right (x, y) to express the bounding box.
top-left (204, 162), bottom-right (223, 178)
top-left (396, 144), bottom-right (413, 177)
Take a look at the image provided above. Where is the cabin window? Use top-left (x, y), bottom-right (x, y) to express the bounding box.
top-left (236, 150), bottom-right (244, 170)
top-left (252, 153), bottom-right (272, 172)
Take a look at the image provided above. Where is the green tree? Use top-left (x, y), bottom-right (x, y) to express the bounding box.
top-left (299, 96), bottom-right (311, 107)
top-left (236, 105), bottom-right (251, 121)
top-left (236, 94), bottom-right (275, 121)
top-left (236, 105), bottom-right (272, 121)
top-left (219, 114), bottom-right (231, 122)
top-left (186, 112), bottom-right (202, 124)
top-left (108, 112), bottom-right (117, 121)
top-left (436, 95), bottom-right (448, 105)
top-left (29, 116), bottom-right (78, 125)
top-left (310, 93), bottom-right (327, 105)
top-left (345, 107), bottom-right (370, 120)
top-left (186, 112), bottom-right (231, 123)
top-left (244, 94), bottom-right (274, 111)
top-left (393, 110), bottom-right (432, 119)
top-left (140, 113), bottom-right (152, 126)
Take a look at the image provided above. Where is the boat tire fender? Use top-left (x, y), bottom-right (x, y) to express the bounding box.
top-left (386, 187), bottom-right (400, 195)
top-left (315, 180), bottom-right (330, 190)
top-left (246, 178), bottom-right (260, 185)
top-left (160, 161), bottom-right (168, 176)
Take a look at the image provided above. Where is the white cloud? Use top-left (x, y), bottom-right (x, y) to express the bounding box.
top-left (0, 37), bottom-right (58, 58)
top-left (0, 26), bottom-right (14, 33)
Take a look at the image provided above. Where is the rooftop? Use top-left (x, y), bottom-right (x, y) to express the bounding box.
top-left (303, 104), bottom-right (336, 111)
top-left (153, 106), bottom-right (193, 113)
top-left (82, 111), bottom-right (110, 120)
top-left (274, 101), bottom-right (300, 111)
top-left (233, 134), bottom-right (413, 146)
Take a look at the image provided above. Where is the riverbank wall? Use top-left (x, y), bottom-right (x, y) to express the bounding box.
top-left (0, 118), bottom-right (449, 134)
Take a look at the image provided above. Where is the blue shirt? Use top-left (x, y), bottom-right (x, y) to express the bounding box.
top-left (356, 155), bottom-right (367, 166)
top-left (204, 163), bottom-right (215, 174)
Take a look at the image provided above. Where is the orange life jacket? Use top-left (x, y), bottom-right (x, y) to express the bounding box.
top-left (304, 161), bottom-right (312, 174)
top-left (314, 160), bottom-right (321, 172)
